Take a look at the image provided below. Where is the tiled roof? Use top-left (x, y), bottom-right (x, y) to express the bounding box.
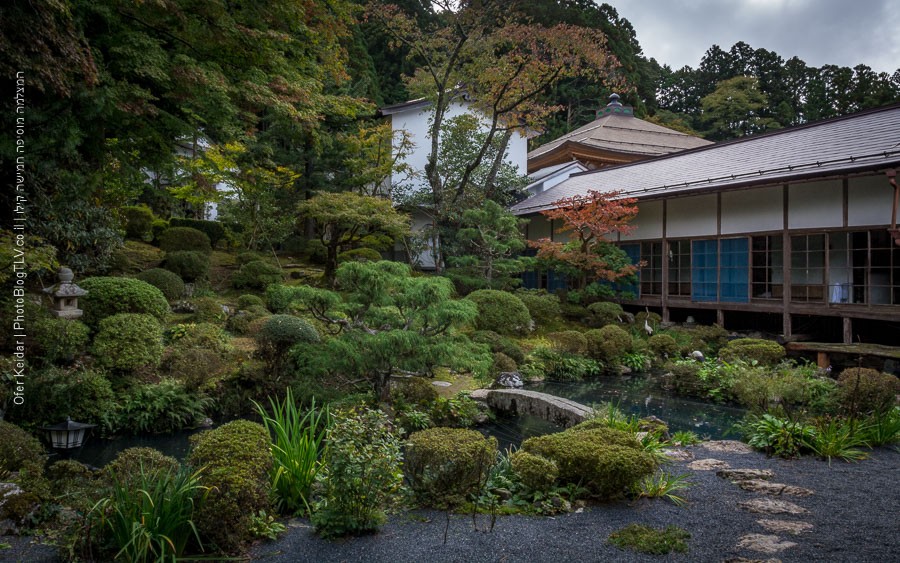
top-left (512, 104), bottom-right (900, 215)
top-left (528, 112), bottom-right (712, 161)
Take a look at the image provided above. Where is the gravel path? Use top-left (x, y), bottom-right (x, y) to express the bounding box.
top-left (249, 444), bottom-right (900, 563)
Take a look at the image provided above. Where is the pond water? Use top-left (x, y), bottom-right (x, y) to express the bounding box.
top-left (73, 426), bottom-right (209, 468)
top-left (480, 374), bottom-right (748, 450)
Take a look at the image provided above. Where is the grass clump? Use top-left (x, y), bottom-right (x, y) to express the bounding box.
top-left (608, 524), bottom-right (690, 555)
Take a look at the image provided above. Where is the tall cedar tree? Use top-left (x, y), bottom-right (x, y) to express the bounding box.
top-left (529, 190), bottom-right (639, 289)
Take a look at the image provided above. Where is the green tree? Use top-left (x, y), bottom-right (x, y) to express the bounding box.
top-left (700, 76), bottom-right (780, 140)
top-left (447, 200), bottom-right (530, 290)
top-left (290, 261), bottom-right (491, 401)
top-left (296, 192), bottom-right (411, 284)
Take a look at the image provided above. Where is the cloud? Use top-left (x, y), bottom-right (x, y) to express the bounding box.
top-left (612, 0), bottom-right (899, 74)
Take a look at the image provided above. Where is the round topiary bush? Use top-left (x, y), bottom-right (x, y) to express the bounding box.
top-left (135, 268), bottom-right (185, 300)
top-left (102, 447), bottom-right (179, 488)
top-left (190, 297), bottom-right (225, 324)
top-left (33, 318), bottom-right (90, 364)
top-left (471, 330), bottom-right (525, 364)
top-left (121, 205), bottom-right (155, 240)
top-left (338, 247), bottom-right (382, 263)
top-left (635, 310), bottom-right (662, 332)
top-left (510, 450), bottom-right (558, 492)
top-left (586, 301), bottom-right (624, 327)
top-left (163, 250), bottom-right (210, 282)
top-left (718, 338), bottom-right (785, 366)
top-left (521, 425), bottom-right (655, 499)
top-left (513, 290), bottom-right (561, 327)
top-left (837, 367), bottom-right (900, 416)
top-left (169, 218), bottom-right (226, 248)
top-left (466, 289), bottom-right (532, 336)
top-left (158, 226), bottom-right (212, 254)
top-left (256, 314), bottom-right (320, 370)
top-left (0, 421), bottom-right (46, 473)
top-left (79, 276), bottom-right (169, 330)
top-left (237, 294), bottom-right (265, 310)
top-left (585, 325), bottom-right (633, 363)
top-left (150, 219), bottom-right (169, 243)
top-left (21, 367), bottom-right (117, 433)
top-left (188, 420), bottom-right (273, 553)
top-left (648, 334), bottom-right (679, 358)
top-left (492, 352), bottom-right (518, 374)
top-left (405, 427), bottom-right (498, 508)
top-left (91, 313), bottom-right (164, 371)
top-left (547, 330), bottom-right (589, 355)
top-left (231, 260), bottom-right (283, 290)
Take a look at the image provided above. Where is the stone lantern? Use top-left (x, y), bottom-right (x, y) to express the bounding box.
top-left (43, 267), bottom-right (88, 319)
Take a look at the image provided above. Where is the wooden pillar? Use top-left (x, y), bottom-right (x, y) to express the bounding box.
top-left (716, 308), bottom-right (725, 327)
top-left (661, 200), bottom-right (669, 322)
top-left (843, 317), bottom-right (852, 344)
top-left (817, 352), bottom-right (830, 369)
top-left (782, 185), bottom-right (792, 339)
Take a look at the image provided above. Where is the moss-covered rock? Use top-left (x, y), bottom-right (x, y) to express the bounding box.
top-left (718, 338), bottom-right (785, 366)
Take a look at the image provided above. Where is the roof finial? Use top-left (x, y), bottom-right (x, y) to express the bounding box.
top-left (607, 93), bottom-right (622, 107)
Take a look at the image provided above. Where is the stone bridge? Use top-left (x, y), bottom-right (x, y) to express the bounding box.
top-left (470, 388), bottom-right (592, 428)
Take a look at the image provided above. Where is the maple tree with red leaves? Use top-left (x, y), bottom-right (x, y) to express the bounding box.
top-left (529, 190), bottom-right (640, 289)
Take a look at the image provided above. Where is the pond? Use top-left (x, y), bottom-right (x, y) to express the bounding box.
top-left (480, 374), bottom-right (748, 450)
top-left (72, 426), bottom-right (210, 468)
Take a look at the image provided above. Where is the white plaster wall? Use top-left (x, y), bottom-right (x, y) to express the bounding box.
top-left (390, 101), bottom-right (527, 195)
top-left (721, 186), bottom-right (783, 234)
top-left (621, 200), bottom-right (663, 241)
top-left (788, 180), bottom-right (842, 229)
top-left (666, 194), bottom-right (717, 238)
top-left (410, 209), bottom-right (437, 269)
top-left (848, 174), bottom-right (893, 227)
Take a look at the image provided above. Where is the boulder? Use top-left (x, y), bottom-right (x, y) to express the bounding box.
top-left (495, 371), bottom-right (524, 389)
top-left (736, 534), bottom-right (798, 554)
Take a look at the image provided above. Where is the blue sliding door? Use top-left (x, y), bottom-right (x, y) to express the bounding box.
top-left (692, 240), bottom-right (718, 301)
top-left (720, 237), bottom-right (749, 302)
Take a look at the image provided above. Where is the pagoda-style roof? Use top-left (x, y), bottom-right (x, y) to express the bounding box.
top-left (527, 94), bottom-right (712, 173)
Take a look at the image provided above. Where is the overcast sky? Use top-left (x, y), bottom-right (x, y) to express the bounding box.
top-left (610, 0), bottom-right (900, 75)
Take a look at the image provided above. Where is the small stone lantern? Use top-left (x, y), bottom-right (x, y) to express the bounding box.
top-left (43, 267), bottom-right (88, 319)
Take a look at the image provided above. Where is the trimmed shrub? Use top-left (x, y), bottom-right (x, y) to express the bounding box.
top-left (188, 420), bottom-right (273, 553)
top-left (163, 250), bottom-right (210, 282)
top-left (311, 409), bottom-right (404, 538)
top-left (150, 219), bottom-right (169, 243)
top-left (466, 289), bottom-right (532, 335)
top-left (266, 284), bottom-right (296, 314)
top-left (838, 368), bottom-right (900, 416)
top-left (231, 260), bottom-right (283, 290)
top-left (169, 217), bottom-right (226, 248)
top-left (102, 447), bottom-right (179, 488)
top-left (226, 307), bottom-right (269, 336)
top-left (18, 367), bottom-right (117, 433)
top-left (523, 347), bottom-right (601, 381)
top-left (338, 247), bottom-right (382, 263)
top-left (510, 450), bottom-right (558, 492)
top-left (79, 277), bottom-right (169, 329)
top-left (92, 313), bottom-right (164, 371)
top-left (692, 324), bottom-right (730, 355)
top-left (158, 227), bottom-right (212, 254)
top-left (648, 334), bottom-right (679, 358)
top-left (585, 325), bottom-right (633, 363)
top-left (121, 205), bottom-right (155, 240)
top-left (237, 294), bottom-right (265, 310)
top-left (586, 301), bottom-right (624, 327)
top-left (718, 338), bottom-right (785, 366)
top-left (635, 310), bottom-right (662, 332)
top-left (471, 330), bottom-right (525, 364)
top-left (547, 330), bottom-right (588, 355)
top-left (236, 251), bottom-right (264, 265)
top-left (191, 297), bottom-right (225, 324)
top-left (0, 421), bottom-right (46, 473)
top-left (256, 315), bottom-right (319, 372)
top-left (405, 427), bottom-right (498, 508)
top-left (135, 268), bottom-right (185, 300)
top-left (33, 318), bottom-right (90, 364)
top-left (514, 290), bottom-right (561, 327)
top-left (493, 352), bottom-right (518, 374)
top-left (521, 426), bottom-right (655, 499)
top-left (391, 377), bottom-right (439, 408)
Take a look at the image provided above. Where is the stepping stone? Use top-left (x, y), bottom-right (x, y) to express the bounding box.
top-left (717, 469), bottom-right (775, 481)
top-left (662, 448), bottom-right (694, 461)
top-left (468, 389), bottom-right (490, 400)
top-left (431, 381), bottom-right (452, 387)
top-left (688, 458), bottom-right (730, 471)
top-left (757, 520), bottom-right (814, 535)
top-left (734, 480), bottom-right (814, 497)
top-left (702, 440), bottom-right (755, 454)
top-left (723, 558), bottom-right (782, 563)
top-left (736, 534), bottom-right (797, 554)
top-left (739, 498), bottom-right (808, 515)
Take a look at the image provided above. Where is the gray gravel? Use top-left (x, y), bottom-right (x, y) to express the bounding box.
top-left (249, 445), bottom-right (900, 563)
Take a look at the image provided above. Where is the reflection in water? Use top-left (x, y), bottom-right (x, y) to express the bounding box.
top-left (480, 374), bottom-right (747, 449)
top-left (74, 427), bottom-right (209, 468)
